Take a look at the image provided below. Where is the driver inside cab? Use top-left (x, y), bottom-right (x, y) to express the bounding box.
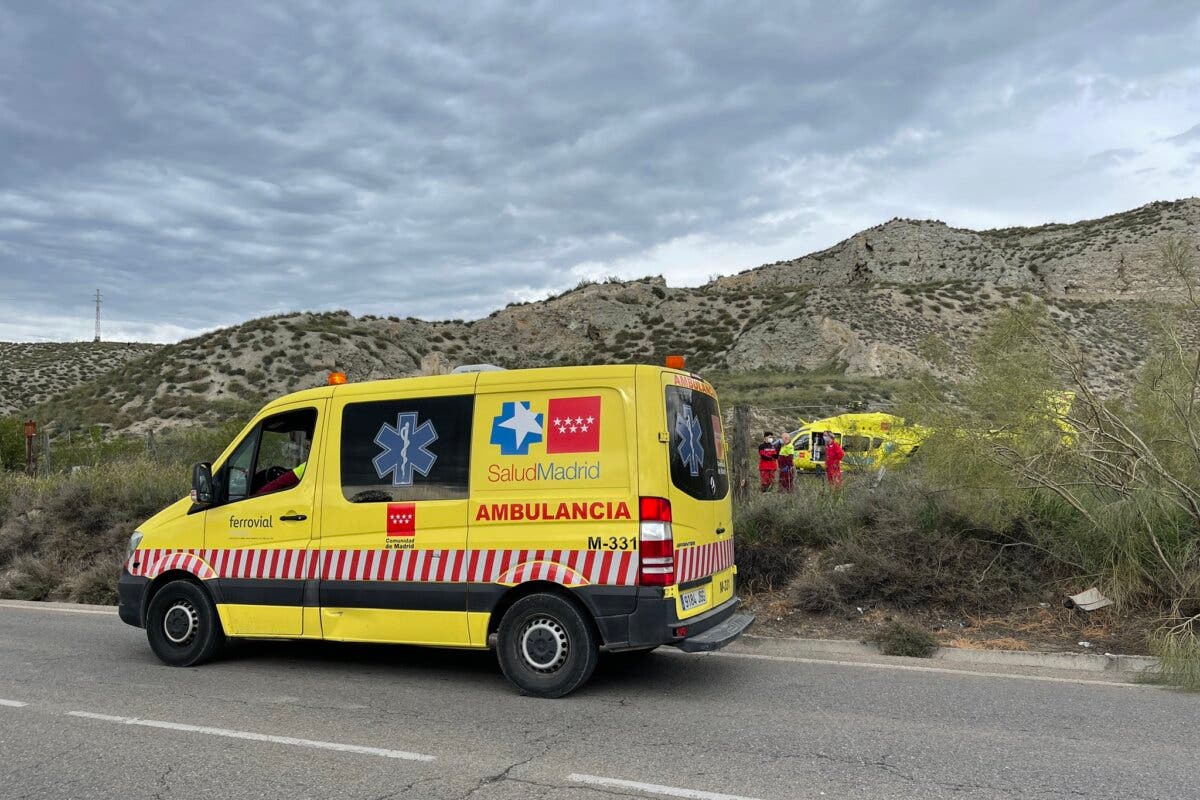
top-left (238, 410), bottom-right (316, 499)
top-left (255, 460), bottom-right (307, 495)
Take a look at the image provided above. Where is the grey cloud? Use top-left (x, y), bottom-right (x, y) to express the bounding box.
top-left (2, 0), bottom-right (1199, 340)
top-left (1167, 122), bottom-right (1200, 143)
top-left (1087, 148), bottom-right (1141, 166)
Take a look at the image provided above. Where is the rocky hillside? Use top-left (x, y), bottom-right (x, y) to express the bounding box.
top-left (12, 198), bottom-right (1200, 433)
top-left (717, 198), bottom-right (1200, 301)
top-left (0, 342), bottom-right (160, 416)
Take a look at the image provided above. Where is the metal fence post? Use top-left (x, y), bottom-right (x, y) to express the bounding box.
top-left (23, 419), bottom-right (36, 476)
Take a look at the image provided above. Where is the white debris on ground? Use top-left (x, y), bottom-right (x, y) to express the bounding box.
top-left (1064, 587), bottom-right (1113, 612)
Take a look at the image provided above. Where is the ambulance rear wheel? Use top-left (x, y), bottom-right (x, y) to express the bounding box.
top-left (496, 593), bottom-right (598, 698)
top-left (146, 579), bottom-right (225, 667)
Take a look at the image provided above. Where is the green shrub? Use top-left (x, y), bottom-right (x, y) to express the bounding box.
top-left (0, 552), bottom-right (70, 601)
top-left (0, 424), bottom-right (240, 603)
top-left (734, 471), bottom-right (1051, 609)
top-left (873, 621), bottom-right (939, 658)
top-left (1147, 629), bottom-right (1200, 691)
top-left (0, 418), bottom-right (24, 471)
top-left (0, 464), bottom-right (184, 602)
top-left (790, 574), bottom-right (842, 613)
top-left (903, 291), bottom-right (1200, 611)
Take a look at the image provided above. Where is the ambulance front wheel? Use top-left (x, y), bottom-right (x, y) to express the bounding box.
top-left (145, 579), bottom-right (226, 667)
top-left (496, 593), bottom-right (598, 698)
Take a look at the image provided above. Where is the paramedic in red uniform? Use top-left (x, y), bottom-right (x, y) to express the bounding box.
top-left (758, 432), bottom-right (779, 492)
top-left (822, 432), bottom-right (844, 488)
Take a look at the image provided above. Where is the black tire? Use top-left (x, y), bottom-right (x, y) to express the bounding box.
top-left (145, 579), bottom-right (226, 667)
top-left (496, 593), bottom-right (598, 698)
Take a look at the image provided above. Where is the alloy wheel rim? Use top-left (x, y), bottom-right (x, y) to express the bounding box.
top-left (162, 600), bottom-right (199, 646)
top-left (520, 616), bottom-right (569, 673)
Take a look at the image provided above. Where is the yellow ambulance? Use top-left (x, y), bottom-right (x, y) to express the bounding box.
top-left (118, 362), bottom-right (752, 697)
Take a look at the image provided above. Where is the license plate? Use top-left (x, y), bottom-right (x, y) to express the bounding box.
top-left (680, 586), bottom-right (708, 611)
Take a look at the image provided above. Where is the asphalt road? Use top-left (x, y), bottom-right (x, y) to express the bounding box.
top-left (0, 601), bottom-right (1195, 800)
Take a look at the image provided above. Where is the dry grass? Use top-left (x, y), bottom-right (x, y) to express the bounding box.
top-left (0, 454), bottom-right (194, 604)
top-left (735, 471), bottom-right (1052, 612)
top-left (943, 636), bottom-right (1032, 651)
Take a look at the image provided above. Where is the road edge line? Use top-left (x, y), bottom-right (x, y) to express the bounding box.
top-left (732, 634), bottom-right (1158, 674)
top-left (698, 650), bottom-right (1155, 688)
top-left (67, 711), bottom-right (435, 761)
top-left (0, 601), bottom-right (117, 615)
top-left (567, 773), bottom-right (762, 800)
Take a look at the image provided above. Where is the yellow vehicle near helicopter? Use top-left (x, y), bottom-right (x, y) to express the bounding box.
top-left (785, 412), bottom-right (928, 475)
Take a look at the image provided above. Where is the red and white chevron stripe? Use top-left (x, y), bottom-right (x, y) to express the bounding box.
top-left (128, 547), bottom-right (641, 586)
top-left (497, 561), bottom-right (588, 587)
top-left (139, 550), bottom-right (218, 580)
top-left (675, 539), bottom-right (735, 585)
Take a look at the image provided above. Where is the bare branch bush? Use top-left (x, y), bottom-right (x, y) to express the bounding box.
top-left (902, 236), bottom-right (1200, 682)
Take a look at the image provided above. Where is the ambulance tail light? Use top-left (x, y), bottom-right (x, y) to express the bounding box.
top-left (638, 496), bottom-right (675, 587)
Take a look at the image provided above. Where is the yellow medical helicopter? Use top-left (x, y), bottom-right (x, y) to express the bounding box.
top-left (785, 412), bottom-right (928, 474)
top-left (786, 392), bottom-right (1074, 475)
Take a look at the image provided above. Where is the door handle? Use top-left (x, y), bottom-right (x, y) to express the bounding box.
top-left (279, 514), bottom-right (307, 522)
top-left (716, 527), bottom-right (727, 535)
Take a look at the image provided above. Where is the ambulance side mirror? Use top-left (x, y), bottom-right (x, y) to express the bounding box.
top-left (191, 462), bottom-right (214, 506)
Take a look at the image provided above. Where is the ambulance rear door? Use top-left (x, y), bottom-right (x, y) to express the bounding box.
top-left (661, 373), bottom-right (734, 620)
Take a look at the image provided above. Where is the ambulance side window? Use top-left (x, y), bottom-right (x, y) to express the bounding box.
top-left (221, 427), bottom-right (260, 503)
top-left (796, 434), bottom-right (809, 451)
top-left (212, 408), bottom-right (317, 504)
top-left (340, 395), bottom-right (473, 503)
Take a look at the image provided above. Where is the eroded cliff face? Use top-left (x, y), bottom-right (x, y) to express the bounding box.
top-left (715, 198), bottom-right (1200, 303)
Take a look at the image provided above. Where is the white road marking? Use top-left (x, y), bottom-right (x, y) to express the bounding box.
top-left (568, 774), bottom-right (762, 800)
top-left (67, 711), bottom-right (435, 761)
top-left (700, 650), bottom-right (1153, 689)
top-left (0, 602), bottom-right (117, 615)
top-left (0, 699), bottom-right (29, 707)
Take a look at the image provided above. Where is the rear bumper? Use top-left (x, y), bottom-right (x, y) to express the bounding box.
top-left (675, 611), bottom-right (755, 652)
top-left (117, 569), bottom-right (149, 628)
top-left (600, 593), bottom-right (753, 653)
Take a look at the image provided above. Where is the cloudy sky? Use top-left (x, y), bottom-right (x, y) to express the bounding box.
top-left (1, 1), bottom-right (1198, 342)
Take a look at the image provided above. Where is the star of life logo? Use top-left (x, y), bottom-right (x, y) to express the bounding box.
top-left (675, 403), bottom-right (705, 477)
top-left (373, 412), bottom-right (438, 486)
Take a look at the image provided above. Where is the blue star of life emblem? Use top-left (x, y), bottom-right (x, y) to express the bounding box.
top-left (490, 400), bottom-right (544, 455)
top-left (675, 404), bottom-right (705, 477)
top-left (373, 412), bottom-right (438, 486)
